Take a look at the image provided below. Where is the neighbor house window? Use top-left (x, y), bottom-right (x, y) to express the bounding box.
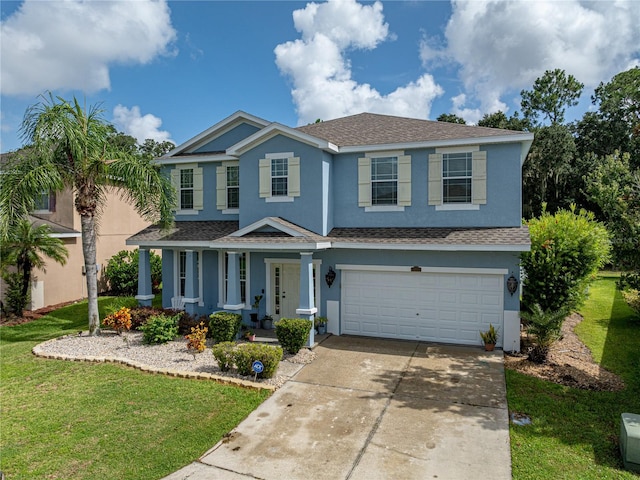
top-left (226, 165), bottom-right (239, 209)
top-left (371, 156), bottom-right (398, 205)
top-left (34, 191), bottom-right (55, 213)
top-left (180, 169), bottom-right (194, 210)
top-left (271, 158), bottom-right (288, 197)
top-left (442, 152), bottom-right (472, 203)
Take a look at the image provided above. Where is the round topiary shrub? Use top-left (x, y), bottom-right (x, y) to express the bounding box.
top-left (274, 317), bottom-right (312, 354)
top-left (209, 311), bottom-right (242, 343)
top-left (233, 343), bottom-right (283, 379)
top-left (211, 341), bottom-right (236, 372)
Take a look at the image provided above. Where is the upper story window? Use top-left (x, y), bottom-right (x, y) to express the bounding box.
top-left (259, 153), bottom-right (300, 202)
top-left (180, 169), bottom-right (194, 210)
top-left (358, 152), bottom-right (411, 211)
top-left (217, 162), bottom-right (239, 213)
top-left (34, 191), bottom-right (55, 213)
top-left (170, 163), bottom-right (203, 213)
top-left (442, 152), bottom-right (472, 203)
top-left (429, 147), bottom-right (486, 210)
top-left (271, 158), bottom-right (288, 197)
top-left (371, 156), bottom-right (398, 205)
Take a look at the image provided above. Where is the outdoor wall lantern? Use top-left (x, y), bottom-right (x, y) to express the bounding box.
top-left (507, 274), bottom-right (519, 296)
top-left (325, 266), bottom-right (336, 288)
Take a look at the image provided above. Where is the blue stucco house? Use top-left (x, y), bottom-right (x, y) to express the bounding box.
top-left (128, 111), bottom-right (533, 351)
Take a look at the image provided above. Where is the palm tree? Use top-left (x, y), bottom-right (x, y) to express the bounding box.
top-left (0, 94), bottom-right (175, 334)
top-left (520, 303), bottom-right (569, 364)
top-left (1, 219), bottom-right (69, 316)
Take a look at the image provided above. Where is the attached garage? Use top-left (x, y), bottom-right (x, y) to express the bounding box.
top-left (340, 268), bottom-right (505, 346)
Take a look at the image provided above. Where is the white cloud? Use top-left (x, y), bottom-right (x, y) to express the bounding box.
top-left (275, 0), bottom-right (443, 124)
top-left (424, 0), bottom-right (640, 117)
top-left (112, 105), bottom-right (172, 144)
top-left (1, 0), bottom-right (177, 96)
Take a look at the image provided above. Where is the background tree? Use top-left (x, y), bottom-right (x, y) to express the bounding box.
top-left (0, 219), bottom-right (68, 316)
top-left (0, 94), bottom-right (175, 334)
top-left (436, 113), bottom-right (466, 124)
top-left (103, 249), bottom-right (162, 296)
top-left (139, 139), bottom-right (175, 159)
top-left (520, 68), bottom-right (584, 126)
top-left (477, 111), bottom-right (530, 131)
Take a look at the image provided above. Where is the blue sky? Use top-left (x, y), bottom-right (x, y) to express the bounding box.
top-left (1, 0), bottom-right (639, 153)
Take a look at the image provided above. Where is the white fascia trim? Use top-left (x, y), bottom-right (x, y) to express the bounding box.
top-left (227, 123), bottom-right (339, 155)
top-left (126, 240), bottom-right (212, 248)
top-left (210, 241), bottom-right (332, 251)
top-left (135, 294), bottom-right (155, 301)
top-left (155, 153), bottom-right (237, 166)
top-left (521, 139), bottom-right (534, 166)
top-left (336, 264), bottom-right (509, 275)
top-left (230, 217), bottom-right (304, 237)
top-left (166, 111), bottom-right (270, 156)
top-left (264, 257), bottom-right (323, 265)
top-left (337, 133), bottom-right (535, 154)
top-left (52, 232), bottom-right (82, 238)
top-left (331, 242), bottom-right (530, 252)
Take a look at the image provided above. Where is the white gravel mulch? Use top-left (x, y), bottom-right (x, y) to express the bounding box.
top-left (33, 330), bottom-right (317, 391)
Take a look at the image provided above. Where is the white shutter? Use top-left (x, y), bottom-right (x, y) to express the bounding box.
top-left (472, 150), bottom-right (487, 205)
top-left (428, 153), bottom-right (442, 205)
top-left (193, 166), bottom-right (203, 210)
top-left (216, 165), bottom-right (226, 210)
top-left (398, 155), bottom-right (411, 206)
top-left (358, 157), bottom-right (371, 207)
top-left (288, 157), bottom-right (300, 197)
top-left (259, 159), bottom-right (271, 198)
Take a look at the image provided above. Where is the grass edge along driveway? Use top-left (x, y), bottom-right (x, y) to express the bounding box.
top-left (0, 298), bottom-right (270, 480)
top-left (507, 274), bottom-right (640, 480)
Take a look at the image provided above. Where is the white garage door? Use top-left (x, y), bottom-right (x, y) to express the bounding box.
top-left (341, 270), bottom-right (504, 346)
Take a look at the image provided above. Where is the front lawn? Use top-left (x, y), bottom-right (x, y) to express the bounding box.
top-left (507, 274), bottom-right (640, 479)
top-left (0, 298), bottom-right (270, 480)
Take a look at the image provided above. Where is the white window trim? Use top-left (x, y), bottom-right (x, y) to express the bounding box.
top-left (179, 168), bottom-right (195, 210)
top-left (174, 249), bottom-right (203, 307)
top-left (222, 208), bottom-right (240, 215)
top-left (176, 209), bottom-right (199, 216)
top-left (270, 157), bottom-right (289, 197)
top-left (265, 196), bottom-right (294, 203)
top-left (435, 204), bottom-right (480, 211)
top-left (263, 258), bottom-right (322, 317)
top-left (217, 251), bottom-right (251, 309)
top-left (225, 162), bottom-right (240, 210)
top-left (365, 205), bottom-right (405, 212)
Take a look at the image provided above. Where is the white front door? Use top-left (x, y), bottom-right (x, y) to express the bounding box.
top-left (271, 263), bottom-right (300, 321)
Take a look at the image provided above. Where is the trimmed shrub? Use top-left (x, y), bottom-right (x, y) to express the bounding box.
top-left (102, 307), bottom-right (132, 335)
top-left (129, 307), bottom-right (165, 330)
top-left (233, 343), bottom-right (283, 379)
top-left (275, 317), bottom-right (312, 354)
top-left (178, 312), bottom-right (210, 336)
top-left (622, 289), bottom-right (640, 317)
top-left (521, 205), bottom-right (610, 312)
top-left (209, 311), bottom-right (242, 343)
top-left (103, 249), bottom-right (162, 296)
top-left (618, 272), bottom-right (640, 292)
top-left (140, 313), bottom-right (180, 344)
top-left (211, 341), bottom-right (236, 371)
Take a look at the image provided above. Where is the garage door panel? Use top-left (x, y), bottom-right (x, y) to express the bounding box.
top-left (342, 270), bottom-right (504, 346)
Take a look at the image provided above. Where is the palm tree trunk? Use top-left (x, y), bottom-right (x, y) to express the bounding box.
top-left (80, 214), bottom-right (100, 335)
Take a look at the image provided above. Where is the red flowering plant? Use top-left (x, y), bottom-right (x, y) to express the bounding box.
top-left (102, 307), bottom-right (132, 335)
top-left (185, 321), bottom-right (208, 358)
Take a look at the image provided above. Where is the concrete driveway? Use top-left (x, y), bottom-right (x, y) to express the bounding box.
top-left (164, 336), bottom-right (511, 480)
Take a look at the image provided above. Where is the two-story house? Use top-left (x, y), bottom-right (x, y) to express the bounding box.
top-left (128, 111), bottom-right (533, 351)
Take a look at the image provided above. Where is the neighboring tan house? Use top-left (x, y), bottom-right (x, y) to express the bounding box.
top-left (1, 153), bottom-right (154, 310)
top-left (128, 111), bottom-right (533, 351)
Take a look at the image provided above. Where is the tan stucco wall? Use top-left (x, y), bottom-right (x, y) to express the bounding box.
top-left (26, 190), bottom-right (153, 309)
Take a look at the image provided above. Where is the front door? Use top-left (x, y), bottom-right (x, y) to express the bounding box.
top-left (271, 263), bottom-right (300, 321)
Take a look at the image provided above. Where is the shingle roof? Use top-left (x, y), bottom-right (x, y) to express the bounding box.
top-left (295, 113), bottom-right (525, 147)
top-left (29, 215), bottom-right (80, 237)
top-left (127, 219), bottom-right (530, 250)
top-left (329, 226), bottom-right (530, 247)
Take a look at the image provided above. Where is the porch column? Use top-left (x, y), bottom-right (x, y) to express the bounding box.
top-left (135, 248), bottom-right (154, 307)
top-left (224, 251), bottom-right (244, 311)
top-left (183, 250), bottom-right (199, 315)
top-left (296, 252), bottom-right (317, 347)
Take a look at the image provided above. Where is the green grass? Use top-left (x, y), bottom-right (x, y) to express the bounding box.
top-left (0, 298), bottom-right (270, 480)
top-left (507, 274), bottom-right (640, 479)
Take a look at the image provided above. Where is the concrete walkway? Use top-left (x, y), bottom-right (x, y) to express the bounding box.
top-left (163, 336), bottom-right (511, 480)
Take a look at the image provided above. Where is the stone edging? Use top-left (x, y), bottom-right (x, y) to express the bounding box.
top-left (32, 339), bottom-right (276, 392)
